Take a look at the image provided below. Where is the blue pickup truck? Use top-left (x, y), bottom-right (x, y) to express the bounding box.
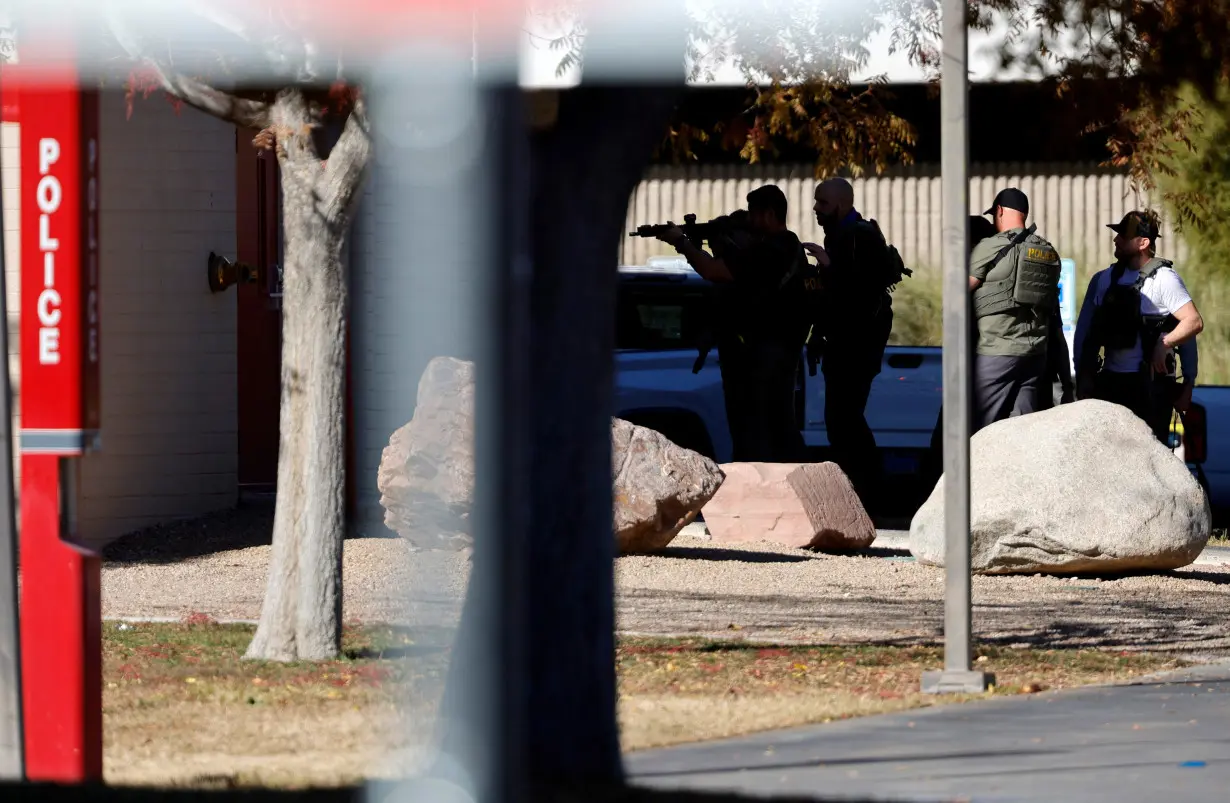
top-left (613, 260), bottom-right (1230, 524)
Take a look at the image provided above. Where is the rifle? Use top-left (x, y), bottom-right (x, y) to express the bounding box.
top-left (631, 210), bottom-right (753, 374)
top-left (629, 211), bottom-right (752, 258)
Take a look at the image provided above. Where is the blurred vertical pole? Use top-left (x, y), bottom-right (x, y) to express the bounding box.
top-left (922, 0), bottom-right (992, 694)
top-left (0, 64), bottom-right (25, 779)
top-left (368, 39), bottom-right (528, 803)
top-left (470, 15), bottom-right (529, 803)
top-left (456, 78), bottom-right (531, 803)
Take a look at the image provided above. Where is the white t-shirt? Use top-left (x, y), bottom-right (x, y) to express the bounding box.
top-left (1073, 263), bottom-right (1193, 376)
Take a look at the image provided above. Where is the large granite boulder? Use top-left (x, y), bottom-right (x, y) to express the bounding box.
top-left (377, 356), bottom-right (725, 554)
top-left (910, 399), bottom-right (1211, 575)
top-left (612, 418), bottom-right (725, 554)
top-left (377, 356), bottom-right (476, 550)
top-left (702, 462), bottom-right (876, 552)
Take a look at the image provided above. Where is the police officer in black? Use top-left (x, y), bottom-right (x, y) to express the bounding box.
top-left (802, 178), bottom-right (894, 505)
top-left (656, 185), bottom-right (809, 462)
top-left (702, 210), bottom-right (757, 460)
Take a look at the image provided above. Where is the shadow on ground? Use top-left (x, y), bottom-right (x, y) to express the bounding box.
top-left (617, 585), bottom-right (1230, 654)
top-left (649, 547), bottom-right (816, 564)
top-left (103, 498), bottom-right (398, 565)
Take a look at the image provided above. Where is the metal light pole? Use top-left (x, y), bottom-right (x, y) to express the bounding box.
top-left (0, 66), bottom-right (25, 777)
top-left (921, 0), bottom-right (993, 695)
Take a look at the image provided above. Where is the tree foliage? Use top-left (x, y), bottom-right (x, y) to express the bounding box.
top-left (1155, 83), bottom-right (1230, 247)
top-left (1148, 81), bottom-right (1230, 382)
top-left (530, 0), bottom-right (1230, 216)
top-left (528, 0), bottom-right (924, 177)
top-left (870, 0), bottom-right (1230, 229)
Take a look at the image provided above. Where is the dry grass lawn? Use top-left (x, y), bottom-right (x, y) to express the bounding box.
top-left (616, 638), bottom-right (1189, 751)
top-left (102, 621), bottom-right (1190, 788)
top-left (103, 619), bottom-right (435, 788)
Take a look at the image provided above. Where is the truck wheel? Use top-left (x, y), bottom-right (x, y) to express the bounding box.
top-left (620, 411), bottom-right (716, 461)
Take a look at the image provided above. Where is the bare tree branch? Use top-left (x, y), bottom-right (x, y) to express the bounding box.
top-left (108, 13), bottom-right (272, 128)
top-left (146, 61), bottom-right (272, 128)
top-left (319, 96), bottom-right (371, 224)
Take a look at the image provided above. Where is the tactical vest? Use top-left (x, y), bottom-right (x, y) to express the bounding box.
top-left (1090, 257), bottom-right (1179, 353)
top-left (777, 241), bottom-right (820, 346)
top-left (972, 225), bottom-right (1062, 318)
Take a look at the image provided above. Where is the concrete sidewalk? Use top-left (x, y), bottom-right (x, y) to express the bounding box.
top-left (626, 663), bottom-right (1230, 802)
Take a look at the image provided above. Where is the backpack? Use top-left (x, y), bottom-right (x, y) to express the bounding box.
top-left (854, 218), bottom-right (913, 294)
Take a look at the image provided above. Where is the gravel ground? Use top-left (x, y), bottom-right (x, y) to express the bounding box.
top-left (101, 502), bottom-right (465, 631)
top-left (100, 502), bottom-right (1230, 657)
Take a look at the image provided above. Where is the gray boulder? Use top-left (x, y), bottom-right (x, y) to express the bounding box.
top-left (910, 399), bottom-right (1211, 575)
top-left (612, 418), bottom-right (725, 554)
top-left (378, 356), bottom-right (725, 554)
top-left (377, 356), bottom-right (476, 551)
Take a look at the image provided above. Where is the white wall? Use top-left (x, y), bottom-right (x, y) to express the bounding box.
top-left (1, 93), bottom-right (240, 546)
top-left (349, 158), bottom-right (481, 526)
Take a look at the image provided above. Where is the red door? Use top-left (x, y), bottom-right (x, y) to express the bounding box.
top-left (235, 130), bottom-right (282, 492)
top-left (234, 130), bottom-right (356, 513)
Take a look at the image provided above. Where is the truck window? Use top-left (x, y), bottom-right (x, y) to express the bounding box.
top-left (616, 285), bottom-right (711, 351)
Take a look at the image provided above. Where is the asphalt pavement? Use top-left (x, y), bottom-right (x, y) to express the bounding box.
top-left (626, 663), bottom-right (1230, 802)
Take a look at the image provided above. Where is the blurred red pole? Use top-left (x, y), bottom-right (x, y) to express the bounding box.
top-left (19, 457), bottom-right (102, 782)
top-left (16, 21), bottom-right (103, 783)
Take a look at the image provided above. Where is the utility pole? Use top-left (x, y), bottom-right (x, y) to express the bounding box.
top-left (922, 0), bottom-right (994, 696)
top-left (0, 65), bottom-right (26, 775)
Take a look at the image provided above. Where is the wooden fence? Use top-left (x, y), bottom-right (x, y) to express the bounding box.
top-left (620, 162), bottom-right (1190, 283)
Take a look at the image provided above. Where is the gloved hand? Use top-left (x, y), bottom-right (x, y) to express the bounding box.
top-left (1060, 385), bottom-right (1076, 405)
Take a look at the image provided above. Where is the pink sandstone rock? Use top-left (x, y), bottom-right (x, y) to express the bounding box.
top-left (701, 462), bottom-right (876, 552)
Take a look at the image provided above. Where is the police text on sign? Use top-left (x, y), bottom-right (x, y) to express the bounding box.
top-left (36, 138), bottom-right (62, 365)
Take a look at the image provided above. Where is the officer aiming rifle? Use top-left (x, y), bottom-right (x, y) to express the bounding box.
top-left (630, 210), bottom-right (753, 260)
top-left (631, 210), bottom-right (755, 374)
top-left (637, 186), bottom-right (809, 463)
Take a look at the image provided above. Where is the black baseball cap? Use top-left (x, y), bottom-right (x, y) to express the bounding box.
top-left (984, 188), bottom-right (1029, 216)
top-left (1107, 211), bottom-right (1161, 241)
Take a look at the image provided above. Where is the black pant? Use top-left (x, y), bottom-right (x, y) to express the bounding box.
top-left (822, 362), bottom-right (882, 506)
top-left (920, 351), bottom-right (1048, 489)
top-left (973, 353), bottom-right (1048, 432)
top-left (719, 339), bottom-right (805, 463)
top-left (1094, 370), bottom-right (1179, 446)
top-left (821, 310), bottom-right (891, 504)
top-left (718, 340), bottom-right (753, 461)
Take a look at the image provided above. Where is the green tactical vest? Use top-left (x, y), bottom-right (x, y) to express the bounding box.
top-left (972, 227), bottom-right (1062, 319)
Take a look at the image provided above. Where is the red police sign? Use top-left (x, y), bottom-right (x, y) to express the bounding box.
top-left (19, 67), bottom-right (100, 454)
top-left (15, 28), bottom-right (106, 783)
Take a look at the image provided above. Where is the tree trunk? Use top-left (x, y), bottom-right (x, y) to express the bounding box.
top-left (245, 90), bottom-right (368, 661)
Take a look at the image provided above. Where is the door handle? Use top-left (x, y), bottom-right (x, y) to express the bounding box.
top-left (266, 262), bottom-right (284, 311)
top-left (886, 353), bottom-right (924, 370)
